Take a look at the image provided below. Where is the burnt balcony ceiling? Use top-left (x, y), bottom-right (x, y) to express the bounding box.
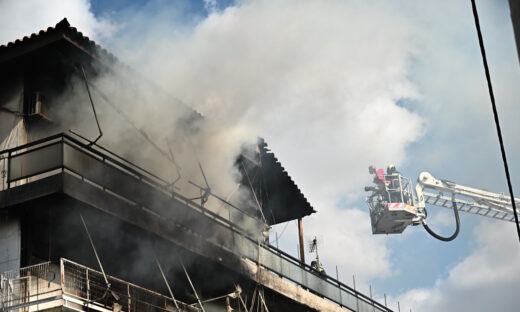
top-left (239, 138), bottom-right (316, 225)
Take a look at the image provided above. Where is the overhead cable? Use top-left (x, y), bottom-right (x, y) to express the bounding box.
top-left (471, 0), bottom-right (520, 242)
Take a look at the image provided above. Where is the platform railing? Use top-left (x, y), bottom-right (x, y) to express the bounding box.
top-left (61, 258), bottom-right (197, 312)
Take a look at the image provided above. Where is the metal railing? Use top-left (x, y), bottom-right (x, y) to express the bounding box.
top-left (0, 133), bottom-right (261, 235)
top-left (0, 261), bottom-right (59, 310)
top-left (0, 133), bottom-right (393, 312)
top-left (260, 244), bottom-right (391, 312)
top-left (0, 259), bottom-right (197, 311)
top-left (61, 258), bottom-right (197, 312)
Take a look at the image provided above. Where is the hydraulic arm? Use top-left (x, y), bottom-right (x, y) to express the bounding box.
top-left (364, 166), bottom-right (519, 241)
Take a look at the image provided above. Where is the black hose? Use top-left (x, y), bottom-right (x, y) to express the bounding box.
top-left (422, 201), bottom-right (460, 242)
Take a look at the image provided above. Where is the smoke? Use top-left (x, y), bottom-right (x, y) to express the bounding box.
top-left (386, 220), bottom-right (520, 312)
top-left (110, 0), bottom-right (425, 282)
top-left (61, 1), bottom-right (425, 272)
top-left (2, 0), bottom-right (427, 299)
top-left (109, 0), bottom-right (425, 200)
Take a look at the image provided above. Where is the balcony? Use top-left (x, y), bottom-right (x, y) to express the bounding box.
top-left (0, 258), bottom-right (197, 311)
top-left (0, 133), bottom-right (392, 312)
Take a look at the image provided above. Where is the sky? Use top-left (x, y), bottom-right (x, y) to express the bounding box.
top-left (1, 0), bottom-right (519, 311)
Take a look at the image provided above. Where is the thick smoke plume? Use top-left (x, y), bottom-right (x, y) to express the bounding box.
top-left (47, 61), bottom-right (262, 234)
top-left (1, 0), bottom-right (428, 302)
top-left (105, 0), bottom-right (425, 283)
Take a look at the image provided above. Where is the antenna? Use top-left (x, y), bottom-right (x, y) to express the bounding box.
top-left (182, 136), bottom-right (212, 206)
top-left (308, 236), bottom-right (323, 268)
top-left (82, 79), bottom-right (182, 183)
top-left (187, 161), bottom-right (211, 206)
top-left (74, 64), bottom-right (103, 146)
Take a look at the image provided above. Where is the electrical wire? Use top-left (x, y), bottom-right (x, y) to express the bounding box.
top-left (86, 81), bottom-right (176, 168)
top-left (471, 0), bottom-right (520, 242)
top-left (422, 202), bottom-right (460, 242)
top-left (269, 220), bottom-right (292, 245)
top-left (241, 160), bottom-right (267, 224)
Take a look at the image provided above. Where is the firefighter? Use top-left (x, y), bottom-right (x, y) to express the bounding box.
top-left (387, 164), bottom-right (402, 202)
top-left (387, 164), bottom-right (398, 175)
top-left (311, 260), bottom-right (326, 276)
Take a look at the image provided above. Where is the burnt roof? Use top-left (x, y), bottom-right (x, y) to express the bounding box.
top-left (0, 18), bottom-right (117, 64)
top-left (240, 139), bottom-right (315, 225)
top-left (259, 139), bottom-right (316, 224)
top-left (0, 18), bottom-right (203, 121)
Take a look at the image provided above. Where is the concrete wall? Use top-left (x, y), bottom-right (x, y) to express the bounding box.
top-left (0, 70), bottom-right (26, 190)
top-left (0, 216), bottom-right (21, 273)
top-left (0, 70), bottom-right (24, 145)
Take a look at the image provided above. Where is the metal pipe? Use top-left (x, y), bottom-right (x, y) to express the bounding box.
top-left (336, 265), bottom-right (342, 303)
top-left (182, 263), bottom-right (206, 312)
top-left (258, 289), bottom-right (269, 312)
top-left (80, 214), bottom-right (109, 287)
top-left (235, 289), bottom-right (248, 311)
top-left (298, 218), bottom-right (305, 264)
top-left (154, 254), bottom-right (181, 312)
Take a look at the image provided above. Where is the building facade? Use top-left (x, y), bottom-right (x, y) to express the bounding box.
top-left (0, 19), bottom-right (391, 312)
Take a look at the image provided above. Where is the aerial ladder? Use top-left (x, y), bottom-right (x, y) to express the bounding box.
top-left (364, 165), bottom-right (519, 241)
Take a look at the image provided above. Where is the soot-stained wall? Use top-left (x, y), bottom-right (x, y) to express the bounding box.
top-left (11, 193), bottom-right (248, 302)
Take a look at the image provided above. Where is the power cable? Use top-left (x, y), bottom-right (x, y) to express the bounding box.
top-left (269, 220), bottom-right (292, 245)
top-left (240, 160), bottom-right (267, 224)
top-left (85, 81), bottom-right (176, 168)
top-left (471, 0), bottom-right (520, 242)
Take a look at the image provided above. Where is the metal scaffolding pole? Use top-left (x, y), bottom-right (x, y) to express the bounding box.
top-left (182, 263), bottom-right (206, 312)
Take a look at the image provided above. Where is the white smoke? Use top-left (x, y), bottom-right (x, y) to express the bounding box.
top-left (0, 0), bottom-right (427, 305)
top-left (388, 221), bottom-right (520, 312)
top-left (112, 0), bottom-right (425, 282)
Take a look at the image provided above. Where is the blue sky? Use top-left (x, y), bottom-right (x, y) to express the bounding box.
top-left (1, 1), bottom-right (519, 311)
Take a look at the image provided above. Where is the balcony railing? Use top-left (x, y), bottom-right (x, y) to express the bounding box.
top-left (0, 133), bottom-right (393, 312)
top-left (0, 258), bottom-right (197, 311)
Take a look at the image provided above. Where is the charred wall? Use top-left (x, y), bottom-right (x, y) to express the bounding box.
top-left (4, 193), bottom-right (251, 303)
